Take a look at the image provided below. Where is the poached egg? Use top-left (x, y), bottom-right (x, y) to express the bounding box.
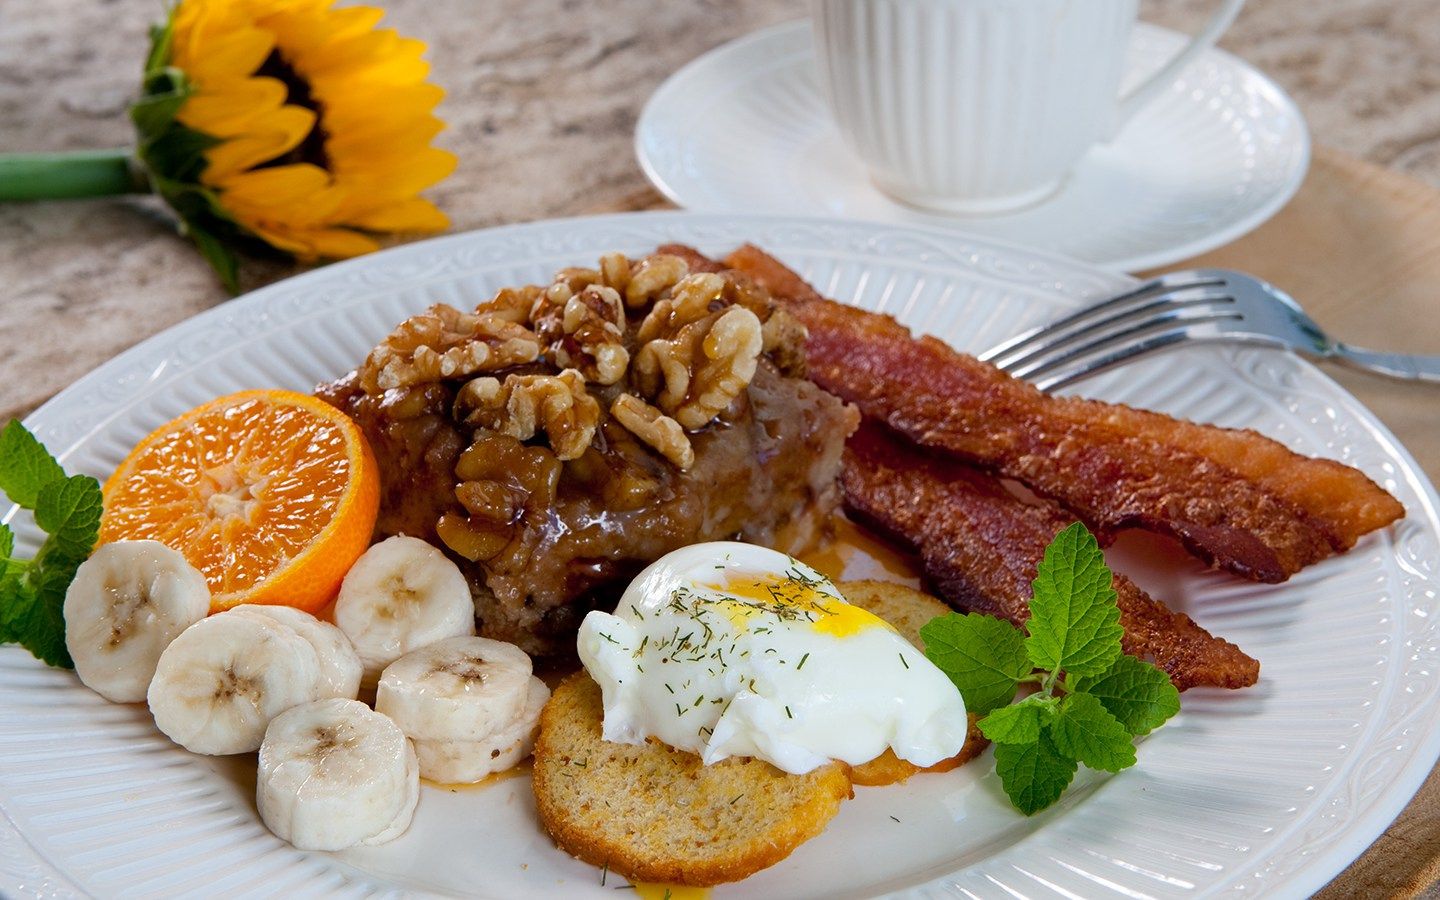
top-left (576, 542), bottom-right (969, 775)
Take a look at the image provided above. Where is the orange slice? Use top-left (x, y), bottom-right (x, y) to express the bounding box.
top-left (100, 389), bottom-right (380, 613)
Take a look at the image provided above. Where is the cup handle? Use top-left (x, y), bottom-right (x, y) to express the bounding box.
top-left (1113, 0), bottom-right (1247, 134)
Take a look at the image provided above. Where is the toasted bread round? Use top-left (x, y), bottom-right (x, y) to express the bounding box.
top-left (532, 673), bottom-right (853, 886)
top-left (838, 580), bottom-right (989, 786)
top-left (838, 579), bottom-right (950, 645)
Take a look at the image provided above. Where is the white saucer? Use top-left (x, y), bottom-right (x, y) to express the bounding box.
top-left (636, 20), bottom-right (1311, 272)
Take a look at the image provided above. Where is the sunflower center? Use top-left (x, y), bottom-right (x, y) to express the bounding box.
top-left (255, 50), bottom-right (330, 171)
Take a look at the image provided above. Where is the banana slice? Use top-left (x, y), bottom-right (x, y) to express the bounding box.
top-left (333, 535), bottom-right (476, 685)
top-left (230, 605), bottom-right (362, 701)
top-left (257, 698), bottom-right (419, 851)
top-left (362, 749), bottom-right (421, 846)
top-left (148, 611), bottom-right (323, 754)
top-left (375, 635), bottom-right (533, 742)
top-left (63, 540), bottom-right (211, 703)
top-left (412, 676), bottom-right (550, 783)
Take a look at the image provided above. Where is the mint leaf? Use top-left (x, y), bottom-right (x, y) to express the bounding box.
top-left (1024, 522), bottom-right (1124, 677)
top-left (979, 694), bottom-right (1057, 744)
top-left (0, 420), bottom-right (66, 509)
top-left (1, 576), bottom-right (71, 669)
top-left (0, 422), bottom-right (94, 669)
top-left (33, 475), bottom-right (102, 569)
top-left (0, 521), bottom-right (15, 581)
top-left (1049, 691), bottom-right (1135, 773)
top-left (1071, 654), bottom-right (1181, 736)
top-left (994, 729), bottom-right (1077, 815)
top-left (0, 522), bottom-right (21, 607)
top-left (921, 612), bottom-right (1031, 715)
top-left (0, 523), bottom-right (17, 645)
top-left (922, 522), bottom-right (1187, 818)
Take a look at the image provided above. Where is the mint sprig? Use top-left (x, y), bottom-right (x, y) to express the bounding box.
top-left (0, 420), bottom-right (102, 669)
top-left (922, 521), bottom-right (1181, 815)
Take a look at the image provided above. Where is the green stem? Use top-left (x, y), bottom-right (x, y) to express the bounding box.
top-left (0, 149), bottom-right (148, 201)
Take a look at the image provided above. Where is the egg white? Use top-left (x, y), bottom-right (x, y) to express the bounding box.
top-left (577, 542), bottom-right (970, 774)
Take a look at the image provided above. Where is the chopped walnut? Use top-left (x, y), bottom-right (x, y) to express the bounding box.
top-left (624, 254), bottom-right (689, 309)
top-left (553, 267), bottom-right (602, 293)
top-left (635, 272), bottom-right (726, 344)
top-left (632, 305), bottom-right (764, 430)
top-left (476, 285), bottom-right (543, 325)
top-left (560, 286), bottom-right (630, 384)
top-left (598, 252), bottom-right (631, 294)
top-left (436, 432), bottom-right (561, 562)
top-left (719, 272), bottom-right (777, 320)
top-left (531, 283), bottom-right (629, 385)
top-left (455, 368), bottom-right (600, 460)
top-left (610, 394), bottom-right (694, 470)
top-left (360, 304), bottom-right (541, 393)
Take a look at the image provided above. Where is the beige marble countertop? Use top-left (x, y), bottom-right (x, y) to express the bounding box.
top-left (3, 0), bottom-right (1440, 423)
top-left (3, 0), bottom-right (1440, 895)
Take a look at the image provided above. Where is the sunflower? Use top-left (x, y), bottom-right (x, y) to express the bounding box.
top-left (0, 0), bottom-right (457, 289)
top-left (158, 0), bottom-right (456, 264)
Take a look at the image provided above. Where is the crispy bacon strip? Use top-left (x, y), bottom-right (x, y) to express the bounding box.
top-left (843, 421), bottom-right (1260, 690)
top-left (713, 244), bottom-right (1404, 583)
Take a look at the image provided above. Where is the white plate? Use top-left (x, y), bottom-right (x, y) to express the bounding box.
top-left (636, 21), bottom-right (1311, 273)
top-left (3, 213), bottom-right (1437, 899)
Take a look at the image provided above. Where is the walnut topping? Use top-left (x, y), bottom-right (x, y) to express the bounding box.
top-left (348, 251), bottom-right (809, 478)
top-left (553, 267), bottom-right (603, 293)
top-left (598, 252), bottom-right (631, 294)
top-left (531, 280), bottom-right (630, 385)
top-left (632, 305), bottom-right (764, 430)
top-left (624, 254), bottom-right (689, 308)
top-left (635, 272), bottom-right (725, 344)
top-left (360, 304), bottom-right (541, 393)
top-left (561, 286), bottom-right (630, 384)
top-left (476, 285), bottom-right (543, 324)
top-left (456, 369), bottom-right (600, 460)
top-left (436, 432), bottom-right (561, 562)
top-left (610, 394), bottom-right (694, 470)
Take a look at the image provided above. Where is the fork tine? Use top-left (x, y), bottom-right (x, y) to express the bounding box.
top-left (993, 284), bottom-right (1237, 373)
top-left (1031, 329), bottom-right (1198, 392)
top-left (1007, 307), bottom-right (1244, 382)
top-left (977, 271), bottom-right (1226, 365)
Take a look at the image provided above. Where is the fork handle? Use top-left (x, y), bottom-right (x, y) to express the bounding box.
top-left (1332, 343), bottom-right (1440, 382)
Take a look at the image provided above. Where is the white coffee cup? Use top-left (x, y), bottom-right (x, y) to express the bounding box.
top-left (812, 0), bottom-right (1246, 213)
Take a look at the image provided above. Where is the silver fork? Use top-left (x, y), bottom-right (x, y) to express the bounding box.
top-left (978, 268), bottom-right (1440, 391)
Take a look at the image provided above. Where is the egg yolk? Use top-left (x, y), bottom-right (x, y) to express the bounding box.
top-left (701, 572), bottom-right (893, 638)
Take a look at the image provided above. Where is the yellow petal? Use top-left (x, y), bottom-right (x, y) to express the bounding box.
top-left (247, 222), bottom-right (379, 261)
top-left (291, 4), bottom-right (384, 46)
top-left (177, 77), bottom-right (288, 136)
top-left (217, 164), bottom-right (331, 206)
top-left (313, 84), bottom-right (444, 132)
top-left (303, 227), bottom-right (382, 259)
top-left (200, 106), bottom-right (317, 182)
top-left (321, 114), bottom-right (443, 159)
top-left (182, 18), bottom-right (274, 85)
top-left (346, 146), bottom-right (456, 192)
top-left (244, 222), bottom-right (314, 257)
top-left (301, 31), bottom-right (428, 82)
top-left (248, 0), bottom-right (333, 21)
top-left (259, 3), bottom-right (363, 64)
top-left (344, 197), bottom-right (449, 233)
